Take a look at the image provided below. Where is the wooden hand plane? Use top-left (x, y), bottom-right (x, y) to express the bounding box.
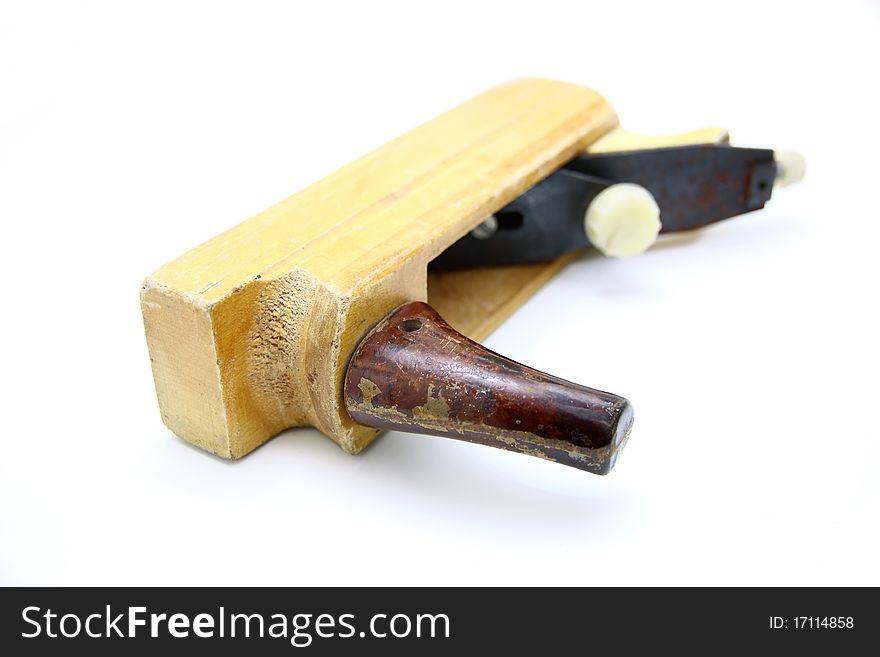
top-left (141, 78), bottom-right (803, 475)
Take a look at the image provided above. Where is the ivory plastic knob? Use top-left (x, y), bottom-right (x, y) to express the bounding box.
top-left (584, 183), bottom-right (662, 258)
top-left (774, 150), bottom-right (806, 187)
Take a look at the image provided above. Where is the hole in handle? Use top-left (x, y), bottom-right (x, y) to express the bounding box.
top-left (398, 319), bottom-right (423, 332)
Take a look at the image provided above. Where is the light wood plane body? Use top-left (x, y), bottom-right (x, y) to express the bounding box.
top-left (141, 78), bottom-right (618, 458)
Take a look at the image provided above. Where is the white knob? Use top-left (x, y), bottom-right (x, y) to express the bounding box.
top-left (774, 150), bottom-right (806, 187)
top-left (584, 183), bottom-right (661, 258)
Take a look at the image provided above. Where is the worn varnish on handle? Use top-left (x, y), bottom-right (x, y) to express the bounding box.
top-left (346, 303), bottom-right (633, 474)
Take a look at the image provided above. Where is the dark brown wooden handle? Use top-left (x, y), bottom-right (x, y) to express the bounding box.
top-left (344, 302), bottom-right (633, 474)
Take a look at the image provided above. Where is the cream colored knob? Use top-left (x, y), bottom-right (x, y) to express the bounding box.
top-left (584, 183), bottom-right (661, 258)
top-left (774, 150), bottom-right (806, 187)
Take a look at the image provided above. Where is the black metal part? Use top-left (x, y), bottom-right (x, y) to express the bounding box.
top-left (566, 145), bottom-right (776, 233)
top-left (430, 170), bottom-right (612, 269)
top-left (430, 144), bottom-right (777, 270)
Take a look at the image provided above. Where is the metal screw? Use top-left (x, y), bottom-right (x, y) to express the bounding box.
top-left (470, 215), bottom-right (498, 240)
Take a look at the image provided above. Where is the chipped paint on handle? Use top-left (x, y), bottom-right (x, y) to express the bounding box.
top-left (344, 302), bottom-right (633, 475)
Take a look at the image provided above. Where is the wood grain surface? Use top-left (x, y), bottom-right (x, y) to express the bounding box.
top-left (141, 78), bottom-right (618, 458)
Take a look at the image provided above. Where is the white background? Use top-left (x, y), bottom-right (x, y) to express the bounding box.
top-left (1, 0), bottom-right (878, 586)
